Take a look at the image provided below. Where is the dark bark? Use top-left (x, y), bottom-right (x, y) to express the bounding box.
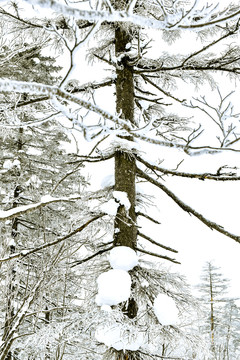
top-left (113, 6), bottom-right (138, 323)
top-left (114, 25), bottom-right (137, 249)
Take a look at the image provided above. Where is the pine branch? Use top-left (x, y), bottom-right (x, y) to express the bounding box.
top-left (138, 231), bottom-right (178, 253)
top-left (137, 167), bottom-right (240, 244)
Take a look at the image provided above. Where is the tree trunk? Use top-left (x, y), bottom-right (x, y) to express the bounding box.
top-left (114, 25), bottom-right (137, 250)
top-left (113, 17), bottom-right (139, 352)
top-left (209, 267), bottom-right (215, 356)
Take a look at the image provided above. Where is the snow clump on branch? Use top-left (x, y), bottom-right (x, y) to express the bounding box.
top-left (95, 269), bottom-right (131, 306)
top-left (153, 293), bottom-right (179, 326)
top-left (95, 246), bottom-right (138, 306)
top-left (108, 246), bottom-right (138, 271)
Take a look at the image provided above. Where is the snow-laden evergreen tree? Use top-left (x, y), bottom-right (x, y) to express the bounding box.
top-left (0, 0), bottom-right (240, 359)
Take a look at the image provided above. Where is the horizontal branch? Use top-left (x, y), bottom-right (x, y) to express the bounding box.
top-left (136, 155), bottom-right (240, 181)
top-left (135, 246), bottom-right (180, 264)
top-left (137, 167), bottom-right (240, 244)
top-left (1, 81), bottom-right (240, 157)
top-left (138, 231), bottom-right (178, 253)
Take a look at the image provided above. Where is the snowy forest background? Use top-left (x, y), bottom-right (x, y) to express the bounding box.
top-left (0, 0), bottom-right (240, 359)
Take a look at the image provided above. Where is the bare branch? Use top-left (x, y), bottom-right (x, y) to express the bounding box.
top-left (138, 231), bottom-right (178, 253)
top-left (135, 246), bottom-right (180, 264)
top-left (136, 211), bottom-right (161, 224)
top-left (71, 245), bottom-right (114, 267)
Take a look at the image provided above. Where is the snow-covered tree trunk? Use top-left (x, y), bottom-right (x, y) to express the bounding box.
top-left (114, 24), bottom-right (137, 250)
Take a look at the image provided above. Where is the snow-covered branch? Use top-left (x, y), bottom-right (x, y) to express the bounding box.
top-left (0, 194), bottom-right (82, 221)
top-left (0, 79), bottom-right (130, 129)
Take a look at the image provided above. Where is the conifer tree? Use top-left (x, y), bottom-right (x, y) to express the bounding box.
top-left (197, 262), bottom-right (240, 359)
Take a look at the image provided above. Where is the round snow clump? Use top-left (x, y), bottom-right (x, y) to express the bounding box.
top-left (96, 269), bottom-right (131, 306)
top-left (109, 246), bottom-right (138, 271)
top-left (153, 293), bottom-right (179, 326)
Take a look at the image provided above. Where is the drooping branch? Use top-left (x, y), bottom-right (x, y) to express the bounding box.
top-left (137, 167), bottom-right (240, 244)
top-left (0, 80), bottom-right (130, 129)
top-left (0, 195), bottom-right (80, 221)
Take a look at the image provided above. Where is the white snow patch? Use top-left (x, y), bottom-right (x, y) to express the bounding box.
top-left (153, 293), bottom-right (179, 326)
top-left (95, 323), bottom-right (145, 351)
top-left (113, 191), bottom-right (131, 211)
top-left (96, 269), bottom-right (131, 306)
top-left (100, 199), bottom-right (119, 216)
top-left (141, 279), bottom-right (149, 288)
top-left (26, 147), bottom-right (42, 156)
top-left (41, 195), bottom-right (54, 203)
top-left (108, 246), bottom-right (138, 271)
top-left (111, 136), bottom-right (140, 153)
top-left (3, 160), bottom-right (13, 170)
top-left (12, 159), bottom-right (21, 168)
top-left (21, 250), bottom-right (28, 256)
top-left (7, 238), bottom-right (16, 247)
top-left (101, 305), bottom-right (112, 312)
